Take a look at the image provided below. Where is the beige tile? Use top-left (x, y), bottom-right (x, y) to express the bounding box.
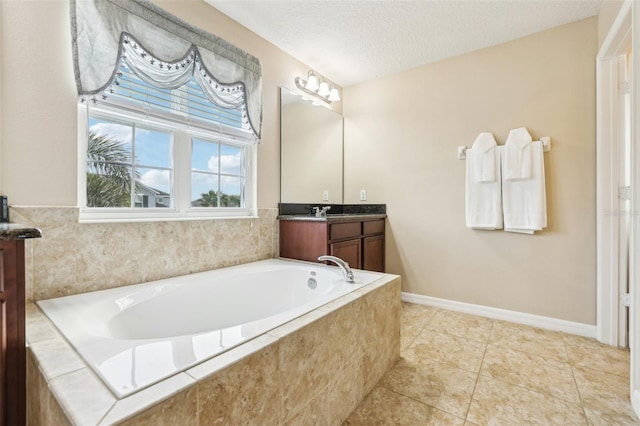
top-left (467, 375), bottom-right (587, 425)
top-left (583, 406), bottom-right (640, 426)
top-left (28, 350), bottom-right (73, 425)
top-left (480, 344), bottom-right (580, 404)
top-left (197, 342), bottom-right (280, 425)
top-left (564, 334), bottom-right (630, 378)
top-left (26, 303), bottom-right (59, 344)
top-left (32, 220), bottom-right (79, 300)
top-left (573, 366), bottom-right (637, 423)
top-left (328, 358), bottom-right (365, 424)
top-left (401, 302), bottom-right (439, 329)
top-left (213, 218), bottom-right (260, 260)
top-left (76, 222), bottom-right (147, 293)
top-left (49, 368), bottom-right (117, 426)
top-left (426, 310), bottom-right (493, 343)
top-left (184, 219), bottom-right (220, 269)
top-left (325, 298), bottom-right (365, 373)
top-left (279, 313), bottom-right (332, 421)
top-left (29, 337), bottom-right (85, 380)
top-left (117, 386), bottom-right (198, 426)
top-left (344, 386), bottom-right (464, 425)
top-left (488, 320), bottom-right (568, 361)
top-left (285, 385), bottom-right (331, 426)
top-left (100, 374), bottom-right (196, 425)
top-left (404, 329), bottom-right (486, 373)
top-left (380, 357), bottom-right (476, 418)
top-left (400, 322), bottom-right (423, 351)
top-left (137, 221), bottom-right (191, 283)
top-left (361, 279), bottom-right (401, 394)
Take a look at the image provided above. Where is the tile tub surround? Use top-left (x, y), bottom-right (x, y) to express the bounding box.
top-left (26, 274), bottom-right (401, 425)
top-left (9, 206), bottom-right (279, 302)
top-left (345, 303), bottom-right (637, 425)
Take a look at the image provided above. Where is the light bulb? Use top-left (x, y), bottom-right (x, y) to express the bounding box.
top-left (328, 88), bottom-right (341, 102)
top-left (317, 81), bottom-right (330, 97)
top-left (305, 71), bottom-right (319, 91)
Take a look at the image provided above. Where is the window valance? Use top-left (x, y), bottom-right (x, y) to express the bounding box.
top-left (71, 0), bottom-right (262, 139)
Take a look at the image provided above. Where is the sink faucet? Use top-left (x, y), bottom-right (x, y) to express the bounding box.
top-left (318, 255), bottom-right (355, 283)
top-left (313, 206), bottom-right (331, 217)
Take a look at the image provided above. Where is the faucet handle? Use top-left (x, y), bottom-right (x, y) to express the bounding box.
top-left (314, 206), bottom-right (331, 217)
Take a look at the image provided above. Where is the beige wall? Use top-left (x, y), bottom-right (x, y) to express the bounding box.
top-left (344, 18), bottom-right (598, 324)
top-left (598, 0), bottom-right (625, 49)
top-left (0, 0), bottom-right (330, 208)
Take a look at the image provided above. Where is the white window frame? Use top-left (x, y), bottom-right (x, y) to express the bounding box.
top-left (78, 103), bottom-right (257, 223)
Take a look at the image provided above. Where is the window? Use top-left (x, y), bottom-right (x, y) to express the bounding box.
top-left (79, 61), bottom-right (256, 222)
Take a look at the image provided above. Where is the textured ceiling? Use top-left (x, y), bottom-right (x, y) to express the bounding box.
top-left (206, 0), bottom-right (601, 88)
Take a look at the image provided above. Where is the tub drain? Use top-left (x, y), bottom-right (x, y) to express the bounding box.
top-left (307, 277), bottom-right (317, 289)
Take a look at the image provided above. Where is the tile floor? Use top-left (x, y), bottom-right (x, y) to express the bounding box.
top-left (344, 303), bottom-right (638, 425)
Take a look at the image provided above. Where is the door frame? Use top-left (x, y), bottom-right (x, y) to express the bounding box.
top-left (597, 0), bottom-right (640, 415)
top-left (630, 0), bottom-right (640, 415)
top-left (596, 0), bottom-right (632, 347)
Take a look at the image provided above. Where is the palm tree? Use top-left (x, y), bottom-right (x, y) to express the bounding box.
top-left (197, 189), bottom-right (218, 207)
top-left (194, 190), bottom-right (241, 207)
top-left (86, 130), bottom-right (139, 207)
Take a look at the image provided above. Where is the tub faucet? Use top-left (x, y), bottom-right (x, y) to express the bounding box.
top-left (318, 255), bottom-right (355, 283)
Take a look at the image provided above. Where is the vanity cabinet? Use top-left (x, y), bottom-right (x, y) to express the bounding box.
top-left (0, 240), bottom-right (25, 426)
top-left (279, 217), bottom-right (385, 272)
top-left (0, 225), bottom-right (41, 426)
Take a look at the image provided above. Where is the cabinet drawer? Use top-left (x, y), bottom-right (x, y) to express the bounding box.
top-left (330, 222), bottom-right (361, 241)
top-left (363, 219), bottom-right (384, 236)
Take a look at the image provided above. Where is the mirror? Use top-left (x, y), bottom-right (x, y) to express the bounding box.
top-left (280, 87), bottom-right (343, 203)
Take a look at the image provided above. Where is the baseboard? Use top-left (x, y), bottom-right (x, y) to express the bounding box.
top-left (632, 389), bottom-right (640, 422)
top-left (401, 292), bottom-right (597, 338)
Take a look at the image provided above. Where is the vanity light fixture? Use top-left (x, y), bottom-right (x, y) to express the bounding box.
top-left (295, 70), bottom-right (341, 104)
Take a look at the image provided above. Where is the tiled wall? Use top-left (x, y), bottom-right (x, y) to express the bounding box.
top-left (10, 207), bottom-right (279, 301)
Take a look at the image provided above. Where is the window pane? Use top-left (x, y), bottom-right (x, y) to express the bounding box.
top-left (220, 144), bottom-right (242, 176)
top-left (88, 118), bottom-right (132, 157)
top-left (135, 127), bottom-right (172, 168)
top-left (192, 138), bottom-right (219, 173)
top-left (86, 162), bottom-right (133, 208)
top-left (220, 176), bottom-right (242, 207)
top-left (87, 118), bottom-right (134, 207)
top-left (136, 168), bottom-right (172, 208)
top-left (191, 172), bottom-right (218, 207)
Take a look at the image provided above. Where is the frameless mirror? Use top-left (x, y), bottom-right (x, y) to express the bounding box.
top-left (280, 87), bottom-right (343, 203)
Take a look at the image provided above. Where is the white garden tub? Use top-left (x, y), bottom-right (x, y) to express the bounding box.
top-left (37, 258), bottom-right (382, 398)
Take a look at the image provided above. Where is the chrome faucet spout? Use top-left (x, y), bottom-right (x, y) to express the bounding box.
top-left (318, 255), bottom-right (355, 283)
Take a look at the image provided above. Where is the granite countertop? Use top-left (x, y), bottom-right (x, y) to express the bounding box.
top-left (0, 223), bottom-right (43, 241)
top-left (278, 213), bottom-right (387, 222)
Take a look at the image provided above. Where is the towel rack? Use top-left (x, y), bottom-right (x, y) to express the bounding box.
top-left (457, 136), bottom-right (551, 160)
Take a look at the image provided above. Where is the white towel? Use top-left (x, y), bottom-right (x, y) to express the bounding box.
top-left (465, 146), bottom-right (503, 230)
top-left (503, 127), bottom-right (532, 180)
top-left (502, 141), bottom-right (547, 234)
top-left (471, 132), bottom-right (498, 182)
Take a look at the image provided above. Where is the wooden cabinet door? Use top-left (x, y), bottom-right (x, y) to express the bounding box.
top-left (0, 248), bottom-right (4, 426)
top-left (330, 239), bottom-right (361, 270)
top-left (0, 241), bottom-right (25, 426)
top-left (363, 235), bottom-right (385, 272)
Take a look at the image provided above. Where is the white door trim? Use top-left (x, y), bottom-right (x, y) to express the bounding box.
top-left (630, 0), bottom-right (640, 411)
top-left (596, 0), bottom-right (632, 346)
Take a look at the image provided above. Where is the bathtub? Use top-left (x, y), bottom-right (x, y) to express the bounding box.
top-left (37, 258), bottom-right (383, 399)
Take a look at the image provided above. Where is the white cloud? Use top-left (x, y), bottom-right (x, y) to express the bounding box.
top-left (140, 169), bottom-right (171, 193)
top-left (207, 153), bottom-right (241, 173)
top-left (90, 123), bottom-right (151, 145)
